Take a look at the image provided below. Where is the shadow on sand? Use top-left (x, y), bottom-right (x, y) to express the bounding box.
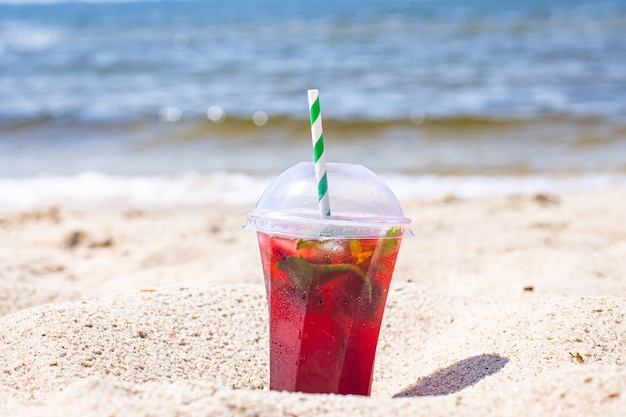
top-left (393, 353), bottom-right (509, 397)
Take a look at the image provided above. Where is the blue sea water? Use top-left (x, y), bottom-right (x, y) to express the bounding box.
top-left (0, 0), bottom-right (625, 208)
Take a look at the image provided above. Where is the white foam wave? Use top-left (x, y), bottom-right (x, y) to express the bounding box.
top-left (1, 171), bottom-right (625, 211)
top-left (0, 172), bottom-right (272, 211)
top-left (0, 21), bottom-right (62, 51)
top-left (384, 173), bottom-right (626, 200)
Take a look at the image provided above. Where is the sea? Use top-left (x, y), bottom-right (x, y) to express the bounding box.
top-left (1, 0), bottom-right (625, 209)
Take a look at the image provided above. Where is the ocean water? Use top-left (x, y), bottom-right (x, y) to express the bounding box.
top-left (0, 0), bottom-right (625, 208)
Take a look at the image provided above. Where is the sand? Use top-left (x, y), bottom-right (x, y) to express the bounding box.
top-left (1, 189), bottom-right (625, 416)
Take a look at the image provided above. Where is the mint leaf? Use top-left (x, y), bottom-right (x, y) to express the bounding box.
top-left (381, 226), bottom-right (402, 254)
top-left (276, 256), bottom-right (316, 291)
top-left (296, 239), bottom-right (318, 250)
top-left (276, 256), bottom-right (371, 298)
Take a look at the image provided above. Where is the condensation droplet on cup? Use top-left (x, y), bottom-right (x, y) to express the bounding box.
top-left (159, 106), bottom-right (182, 122)
top-left (253, 110), bottom-right (268, 126)
top-left (410, 110), bottom-right (426, 125)
top-left (207, 105), bottom-right (225, 123)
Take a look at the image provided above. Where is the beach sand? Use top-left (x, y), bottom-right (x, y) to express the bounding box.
top-left (1, 189), bottom-right (625, 416)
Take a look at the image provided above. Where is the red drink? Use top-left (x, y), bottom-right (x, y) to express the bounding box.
top-left (257, 230), bottom-right (402, 395)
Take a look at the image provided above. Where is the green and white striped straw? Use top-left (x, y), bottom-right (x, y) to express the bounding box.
top-left (307, 89), bottom-right (331, 217)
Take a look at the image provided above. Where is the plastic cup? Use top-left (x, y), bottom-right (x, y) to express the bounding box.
top-left (244, 162), bottom-right (411, 396)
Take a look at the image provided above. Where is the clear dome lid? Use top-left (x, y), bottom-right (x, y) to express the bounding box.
top-left (244, 162), bottom-right (412, 239)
